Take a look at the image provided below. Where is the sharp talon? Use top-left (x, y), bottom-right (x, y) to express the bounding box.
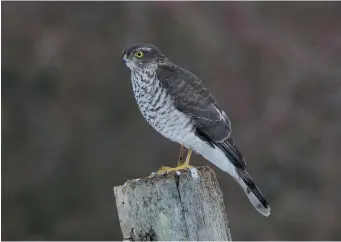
top-left (156, 164), bottom-right (194, 175)
top-left (155, 147), bottom-right (194, 176)
top-left (156, 166), bottom-right (171, 175)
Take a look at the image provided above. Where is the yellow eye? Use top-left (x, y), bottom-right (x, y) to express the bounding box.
top-left (134, 51), bottom-right (144, 58)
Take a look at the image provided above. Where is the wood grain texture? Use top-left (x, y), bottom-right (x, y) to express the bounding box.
top-left (114, 166), bottom-right (232, 241)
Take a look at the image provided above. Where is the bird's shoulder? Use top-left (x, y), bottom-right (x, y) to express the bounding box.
top-left (156, 62), bottom-right (201, 90)
top-left (156, 62), bottom-right (216, 105)
top-left (157, 62), bottom-right (231, 139)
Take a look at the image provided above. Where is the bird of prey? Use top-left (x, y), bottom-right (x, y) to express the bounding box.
top-left (122, 43), bottom-right (270, 217)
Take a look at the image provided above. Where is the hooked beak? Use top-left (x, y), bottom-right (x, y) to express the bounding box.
top-left (122, 49), bottom-right (128, 64)
top-left (122, 53), bottom-right (128, 64)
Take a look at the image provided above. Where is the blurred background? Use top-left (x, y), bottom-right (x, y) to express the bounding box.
top-left (2, 1), bottom-right (341, 240)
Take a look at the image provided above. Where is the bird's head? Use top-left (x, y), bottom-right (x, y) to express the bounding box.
top-left (122, 43), bottom-right (165, 71)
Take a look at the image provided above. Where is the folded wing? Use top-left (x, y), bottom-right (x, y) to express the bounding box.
top-left (157, 63), bottom-right (246, 169)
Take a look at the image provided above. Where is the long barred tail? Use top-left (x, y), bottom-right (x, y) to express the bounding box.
top-left (191, 136), bottom-right (271, 216)
top-left (235, 168), bottom-right (271, 217)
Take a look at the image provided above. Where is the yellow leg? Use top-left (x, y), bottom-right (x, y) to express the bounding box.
top-left (157, 148), bottom-right (193, 175)
top-left (177, 145), bottom-right (185, 166)
top-left (184, 148), bottom-right (192, 166)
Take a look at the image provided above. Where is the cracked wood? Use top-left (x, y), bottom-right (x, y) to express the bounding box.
top-left (114, 166), bottom-right (232, 241)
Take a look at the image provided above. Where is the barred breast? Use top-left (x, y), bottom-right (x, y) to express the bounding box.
top-left (131, 72), bottom-right (194, 144)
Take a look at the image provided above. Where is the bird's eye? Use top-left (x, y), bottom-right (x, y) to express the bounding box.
top-left (134, 51), bottom-right (144, 58)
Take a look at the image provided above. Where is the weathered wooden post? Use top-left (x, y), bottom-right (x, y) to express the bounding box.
top-left (114, 166), bottom-right (232, 241)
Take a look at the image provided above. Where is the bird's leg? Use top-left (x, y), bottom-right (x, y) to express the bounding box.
top-left (183, 148), bottom-right (192, 166)
top-left (177, 145), bottom-right (185, 166)
top-left (157, 148), bottom-right (193, 175)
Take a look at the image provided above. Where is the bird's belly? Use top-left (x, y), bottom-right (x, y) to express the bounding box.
top-left (136, 96), bottom-right (194, 144)
top-left (152, 109), bottom-right (194, 143)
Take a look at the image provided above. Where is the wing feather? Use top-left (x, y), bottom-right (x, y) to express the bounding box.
top-left (157, 63), bottom-right (246, 169)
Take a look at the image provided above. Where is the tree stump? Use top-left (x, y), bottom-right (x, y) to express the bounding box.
top-left (114, 166), bottom-right (232, 241)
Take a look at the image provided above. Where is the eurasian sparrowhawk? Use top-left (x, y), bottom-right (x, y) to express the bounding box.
top-left (122, 43), bottom-right (270, 217)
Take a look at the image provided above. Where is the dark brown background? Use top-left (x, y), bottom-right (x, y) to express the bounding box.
top-left (2, 2), bottom-right (341, 240)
